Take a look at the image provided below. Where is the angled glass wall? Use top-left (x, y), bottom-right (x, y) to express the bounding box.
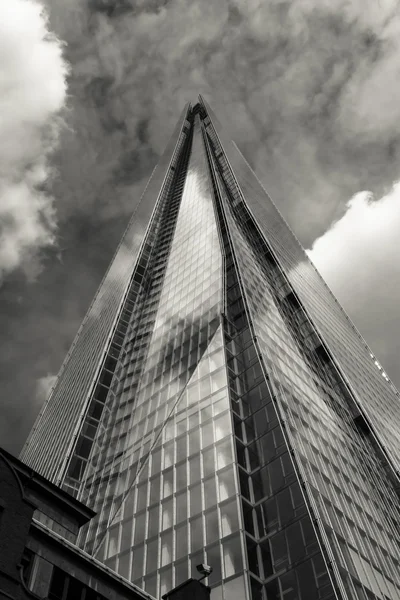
top-left (20, 105), bottom-right (191, 483)
top-left (201, 105), bottom-right (400, 599)
top-left (72, 115), bottom-right (249, 599)
top-left (199, 96), bottom-right (400, 477)
top-left (20, 99), bottom-right (400, 600)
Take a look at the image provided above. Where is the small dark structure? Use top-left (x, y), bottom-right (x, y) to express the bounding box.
top-left (162, 578), bottom-right (211, 600)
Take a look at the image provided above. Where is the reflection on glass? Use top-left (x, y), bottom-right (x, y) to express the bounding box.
top-left (205, 508), bottom-right (219, 545)
top-left (174, 560), bottom-right (188, 587)
top-left (215, 413), bottom-right (231, 441)
top-left (108, 526), bottom-right (119, 557)
top-left (218, 466), bottom-right (236, 501)
top-left (148, 505), bottom-right (159, 538)
top-left (161, 531), bottom-right (172, 566)
top-left (176, 524), bottom-right (188, 560)
top-left (190, 515), bottom-right (203, 552)
top-left (133, 514), bottom-right (145, 544)
top-left (203, 447), bottom-right (215, 477)
top-left (176, 491), bottom-right (188, 524)
top-left (216, 439), bottom-right (232, 469)
top-left (189, 454), bottom-right (201, 484)
top-left (190, 483), bottom-right (202, 516)
top-left (161, 500), bottom-right (173, 531)
top-left (144, 574), bottom-right (157, 597)
top-left (204, 477), bottom-right (217, 510)
top-left (163, 469), bottom-right (173, 498)
top-left (223, 576), bottom-right (246, 600)
top-left (146, 538), bottom-right (158, 573)
top-left (160, 567), bottom-right (172, 598)
top-left (222, 535), bottom-right (242, 579)
top-left (36, 103), bottom-right (400, 600)
top-left (221, 499), bottom-right (239, 537)
top-left (137, 483), bottom-right (148, 511)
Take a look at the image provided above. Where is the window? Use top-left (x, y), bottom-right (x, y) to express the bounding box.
top-left (205, 509), bottom-right (219, 544)
top-left (218, 466), bottom-right (236, 501)
top-left (221, 499), bottom-right (239, 537)
top-left (48, 566), bottom-right (67, 600)
top-left (190, 483), bottom-right (202, 516)
top-left (146, 539), bottom-right (158, 572)
top-left (162, 499), bottom-right (173, 530)
top-left (176, 524), bottom-right (188, 559)
top-left (222, 535), bottom-right (242, 578)
top-left (161, 531), bottom-right (173, 566)
top-left (47, 566), bottom-right (109, 600)
top-left (190, 515), bottom-right (204, 552)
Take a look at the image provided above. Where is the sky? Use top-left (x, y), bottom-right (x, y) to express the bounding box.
top-left (1, 0), bottom-right (400, 455)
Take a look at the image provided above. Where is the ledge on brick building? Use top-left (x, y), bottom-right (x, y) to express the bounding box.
top-left (0, 447), bottom-right (95, 541)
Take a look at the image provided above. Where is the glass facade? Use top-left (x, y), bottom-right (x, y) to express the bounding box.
top-left (20, 104), bottom-right (191, 484)
top-left (21, 99), bottom-right (400, 600)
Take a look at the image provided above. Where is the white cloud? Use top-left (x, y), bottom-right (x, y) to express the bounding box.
top-left (308, 184), bottom-right (400, 297)
top-left (0, 0), bottom-right (69, 281)
top-left (308, 182), bottom-right (400, 381)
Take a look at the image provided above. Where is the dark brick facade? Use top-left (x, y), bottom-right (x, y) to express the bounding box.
top-left (0, 449), bottom-right (154, 600)
top-left (0, 451), bottom-right (34, 600)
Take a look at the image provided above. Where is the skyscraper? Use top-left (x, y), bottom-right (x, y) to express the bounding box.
top-left (20, 98), bottom-right (400, 600)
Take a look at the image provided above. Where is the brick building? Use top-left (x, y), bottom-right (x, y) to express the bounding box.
top-left (0, 448), bottom-right (155, 600)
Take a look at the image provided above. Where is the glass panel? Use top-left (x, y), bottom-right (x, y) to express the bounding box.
top-left (223, 575), bottom-right (246, 600)
top-left (134, 514), bottom-right (146, 544)
top-left (160, 567), bottom-right (172, 598)
top-left (146, 538), bottom-right (158, 573)
top-left (148, 505), bottom-right (159, 538)
top-left (189, 454), bottom-right (201, 484)
top-left (163, 469), bottom-right (173, 498)
top-left (107, 526), bottom-right (119, 557)
top-left (174, 560), bottom-right (188, 587)
top-left (206, 544), bottom-right (222, 586)
top-left (161, 499), bottom-right (173, 531)
top-left (144, 574), bottom-right (157, 597)
top-left (118, 552), bottom-right (131, 579)
top-left (176, 463), bottom-right (187, 492)
top-left (161, 531), bottom-right (172, 566)
top-left (205, 509), bottom-right (219, 545)
top-left (223, 535), bottom-right (242, 578)
top-left (176, 491), bottom-right (188, 524)
top-left (216, 439), bottom-right (232, 469)
top-left (203, 447), bottom-right (215, 477)
top-left (190, 483), bottom-right (202, 516)
top-left (218, 466), bottom-right (236, 501)
top-left (190, 515), bottom-right (204, 552)
top-left (176, 524), bottom-right (188, 560)
top-left (25, 103), bottom-right (400, 600)
top-left (204, 477), bottom-right (217, 510)
top-left (221, 498), bottom-right (239, 537)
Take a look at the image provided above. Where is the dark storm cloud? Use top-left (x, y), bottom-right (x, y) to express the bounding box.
top-left (88, 0), bottom-right (133, 19)
top-left (112, 147), bottom-right (157, 185)
top-left (88, 0), bottom-right (172, 18)
top-left (111, 119), bottom-right (157, 185)
top-left (1, 0), bottom-right (400, 453)
top-left (85, 76), bottom-right (127, 132)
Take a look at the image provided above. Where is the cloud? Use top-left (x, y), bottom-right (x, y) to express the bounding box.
top-left (35, 0), bottom-right (400, 247)
top-left (2, 0), bottom-right (400, 453)
top-left (308, 183), bottom-right (400, 383)
top-left (0, 0), bottom-right (69, 282)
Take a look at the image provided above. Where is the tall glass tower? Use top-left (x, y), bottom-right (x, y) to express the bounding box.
top-left (20, 98), bottom-right (400, 600)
